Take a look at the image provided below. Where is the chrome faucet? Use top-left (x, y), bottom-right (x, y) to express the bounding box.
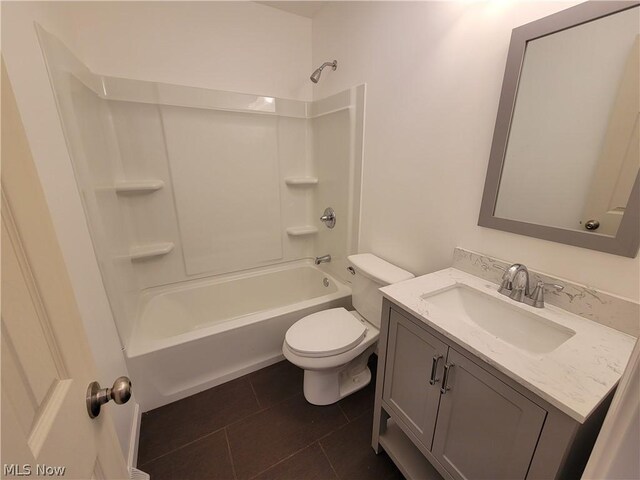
top-left (498, 263), bottom-right (563, 308)
top-left (499, 264), bottom-right (531, 302)
top-left (315, 254), bottom-right (331, 265)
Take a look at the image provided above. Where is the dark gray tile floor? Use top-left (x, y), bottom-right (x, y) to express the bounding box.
top-left (137, 356), bottom-right (403, 480)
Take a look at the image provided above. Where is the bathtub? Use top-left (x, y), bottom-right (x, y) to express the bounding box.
top-left (126, 261), bottom-right (351, 411)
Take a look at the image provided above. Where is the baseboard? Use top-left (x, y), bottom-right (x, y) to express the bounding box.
top-left (127, 402), bottom-right (142, 469)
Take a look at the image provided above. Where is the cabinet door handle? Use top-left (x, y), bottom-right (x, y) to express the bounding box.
top-left (429, 354), bottom-right (443, 385)
top-left (440, 363), bottom-right (454, 394)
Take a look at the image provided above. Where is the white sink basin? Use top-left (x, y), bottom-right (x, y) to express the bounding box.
top-left (421, 284), bottom-right (575, 354)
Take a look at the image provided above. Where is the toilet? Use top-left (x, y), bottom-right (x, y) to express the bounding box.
top-left (283, 254), bottom-right (414, 405)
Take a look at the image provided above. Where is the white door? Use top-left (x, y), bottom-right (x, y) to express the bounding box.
top-left (582, 36), bottom-right (639, 236)
top-left (1, 60), bottom-right (129, 479)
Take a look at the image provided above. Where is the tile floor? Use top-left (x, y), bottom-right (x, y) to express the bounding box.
top-left (137, 356), bottom-right (403, 480)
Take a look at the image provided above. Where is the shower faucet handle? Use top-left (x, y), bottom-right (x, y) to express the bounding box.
top-left (320, 207), bottom-right (336, 229)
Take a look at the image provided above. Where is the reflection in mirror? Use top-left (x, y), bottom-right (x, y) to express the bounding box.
top-left (494, 6), bottom-right (639, 237)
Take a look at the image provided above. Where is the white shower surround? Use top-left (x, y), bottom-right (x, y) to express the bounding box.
top-left (38, 27), bottom-right (365, 410)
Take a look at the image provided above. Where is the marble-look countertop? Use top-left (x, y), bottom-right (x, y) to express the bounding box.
top-left (380, 268), bottom-right (637, 423)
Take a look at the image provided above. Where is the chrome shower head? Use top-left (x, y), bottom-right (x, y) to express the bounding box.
top-left (310, 60), bottom-right (337, 83)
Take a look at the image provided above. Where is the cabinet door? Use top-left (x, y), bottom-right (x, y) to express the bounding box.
top-left (432, 348), bottom-right (546, 480)
top-left (382, 309), bottom-right (448, 450)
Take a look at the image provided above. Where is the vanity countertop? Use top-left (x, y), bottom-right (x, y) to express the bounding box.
top-left (380, 268), bottom-right (637, 423)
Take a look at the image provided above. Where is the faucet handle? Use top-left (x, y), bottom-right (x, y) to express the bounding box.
top-left (525, 281), bottom-right (564, 308)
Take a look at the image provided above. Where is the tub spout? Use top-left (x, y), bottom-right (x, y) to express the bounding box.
top-left (315, 254), bottom-right (331, 265)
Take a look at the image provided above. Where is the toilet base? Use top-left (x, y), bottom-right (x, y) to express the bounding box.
top-left (302, 346), bottom-right (375, 405)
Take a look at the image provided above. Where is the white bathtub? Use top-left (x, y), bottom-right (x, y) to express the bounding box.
top-left (126, 261), bottom-right (351, 411)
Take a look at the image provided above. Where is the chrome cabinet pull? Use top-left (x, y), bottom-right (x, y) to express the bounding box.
top-left (429, 354), bottom-right (443, 385)
top-left (440, 363), bottom-right (454, 394)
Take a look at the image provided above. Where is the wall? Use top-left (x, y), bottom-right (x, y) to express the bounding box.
top-left (55, 1), bottom-right (312, 101)
top-left (1, 0), bottom-right (312, 460)
top-left (311, 1), bottom-right (640, 301)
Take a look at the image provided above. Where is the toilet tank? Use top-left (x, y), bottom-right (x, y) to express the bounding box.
top-left (347, 254), bottom-right (414, 328)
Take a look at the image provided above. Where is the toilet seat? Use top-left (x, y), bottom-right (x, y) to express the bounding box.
top-left (285, 308), bottom-right (367, 358)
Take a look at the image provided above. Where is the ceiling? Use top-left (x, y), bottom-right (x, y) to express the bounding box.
top-left (258, 1), bottom-right (327, 19)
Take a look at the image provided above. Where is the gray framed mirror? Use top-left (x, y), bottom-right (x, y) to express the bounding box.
top-left (479, 1), bottom-right (640, 257)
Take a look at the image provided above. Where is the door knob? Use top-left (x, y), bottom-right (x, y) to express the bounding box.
top-left (584, 220), bottom-right (600, 231)
top-left (86, 376), bottom-right (132, 418)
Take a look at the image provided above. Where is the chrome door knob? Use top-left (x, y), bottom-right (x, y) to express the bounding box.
top-left (86, 376), bottom-right (132, 418)
top-left (584, 219), bottom-right (600, 231)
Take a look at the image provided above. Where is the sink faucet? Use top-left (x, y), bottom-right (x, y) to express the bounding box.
top-left (315, 254), bottom-right (331, 265)
top-left (499, 264), bottom-right (530, 302)
top-left (498, 263), bottom-right (563, 308)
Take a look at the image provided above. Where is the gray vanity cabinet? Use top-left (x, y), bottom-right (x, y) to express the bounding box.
top-left (431, 348), bottom-right (546, 480)
top-left (383, 309), bottom-right (447, 450)
top-left (373, 300), bottom-right (612, 480)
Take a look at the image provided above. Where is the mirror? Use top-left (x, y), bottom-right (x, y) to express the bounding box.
top-left (479, 1), bottom-right (640, 257)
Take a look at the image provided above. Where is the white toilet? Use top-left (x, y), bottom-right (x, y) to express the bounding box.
top-left (283, 253), bottom-right (414, 405)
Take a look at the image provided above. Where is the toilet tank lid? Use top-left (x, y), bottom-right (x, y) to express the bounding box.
top-left (347, 253), bottom-right (414, 285)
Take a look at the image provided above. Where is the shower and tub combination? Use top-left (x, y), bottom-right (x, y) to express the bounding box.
top-left (38, 27), bottom-right (365, 410)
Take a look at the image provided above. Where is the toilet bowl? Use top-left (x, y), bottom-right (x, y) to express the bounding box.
top-left (283, 254), bottom-right (414, 405)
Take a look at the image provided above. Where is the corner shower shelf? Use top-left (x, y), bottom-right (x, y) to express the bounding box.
top-left (284, 177), bottom-right (318, 186)
top-left (115, 180), bottom-right (164, 194)
top-left (286, 226), bottom-right (318, 237)
top-left (130, 242), bottom-right (174, 261)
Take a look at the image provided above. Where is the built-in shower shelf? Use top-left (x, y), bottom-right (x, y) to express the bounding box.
top-left (130, 242), bottom-right (174, 261)
top-left (284, 177), bottom-right (319, 186)
top-left (286, 226), bottom-right (318, 237)
top-left (115, 180), bottom-right (164, 194)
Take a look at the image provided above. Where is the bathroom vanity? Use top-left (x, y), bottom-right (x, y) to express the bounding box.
top-left (371, 268), bottom-right (636, 480)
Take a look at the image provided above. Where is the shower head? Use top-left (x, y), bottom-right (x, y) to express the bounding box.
top-left (310, 60), bottom-right (337, 83)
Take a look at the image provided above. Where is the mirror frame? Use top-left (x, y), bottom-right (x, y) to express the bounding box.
top-left (479, 0), bottom-right (640, 258)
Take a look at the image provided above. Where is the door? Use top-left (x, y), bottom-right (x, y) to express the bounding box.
top-left (1, 60), bottom-right (129, 479)
top-left (581, 36), bottom-right (639, 235)
top-left (432, 348), bottom-right (546, 480)
top-left (382, 308), bottom-right (448, 450)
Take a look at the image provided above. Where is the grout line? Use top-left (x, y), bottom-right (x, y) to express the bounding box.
top-left (337, 402), bottom-right (351, 423)
top-left (244, 401), bottom-right (356, 480)
top-left (138, 426), bottom-right (227, 468)
top-left (223, 391), bottom-right (306, 431)
top-left (318, 441), bottom-right (341, 480)
top-left (224, 427), bottom-right (238, 480)
top-left (139, 364), bottom-right (364, 474)
top-left (346, 407), bottom-right (374, 423)
top-left (246, 441), bottom-right (329, 480)
top-left (139, 383), bottom-right (297, 466)
top-left (248, 376), bottom-right (263, 410)
top-left (246, 446), bottom-right (309, 480)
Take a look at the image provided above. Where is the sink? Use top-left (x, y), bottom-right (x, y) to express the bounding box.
top-left (420, 284), bottom-right (575, 354)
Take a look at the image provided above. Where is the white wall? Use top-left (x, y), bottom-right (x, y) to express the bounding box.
top-left (311, 1), bottom-right (640, 301)
top-left (58, 1), bottom-right (312, 101)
